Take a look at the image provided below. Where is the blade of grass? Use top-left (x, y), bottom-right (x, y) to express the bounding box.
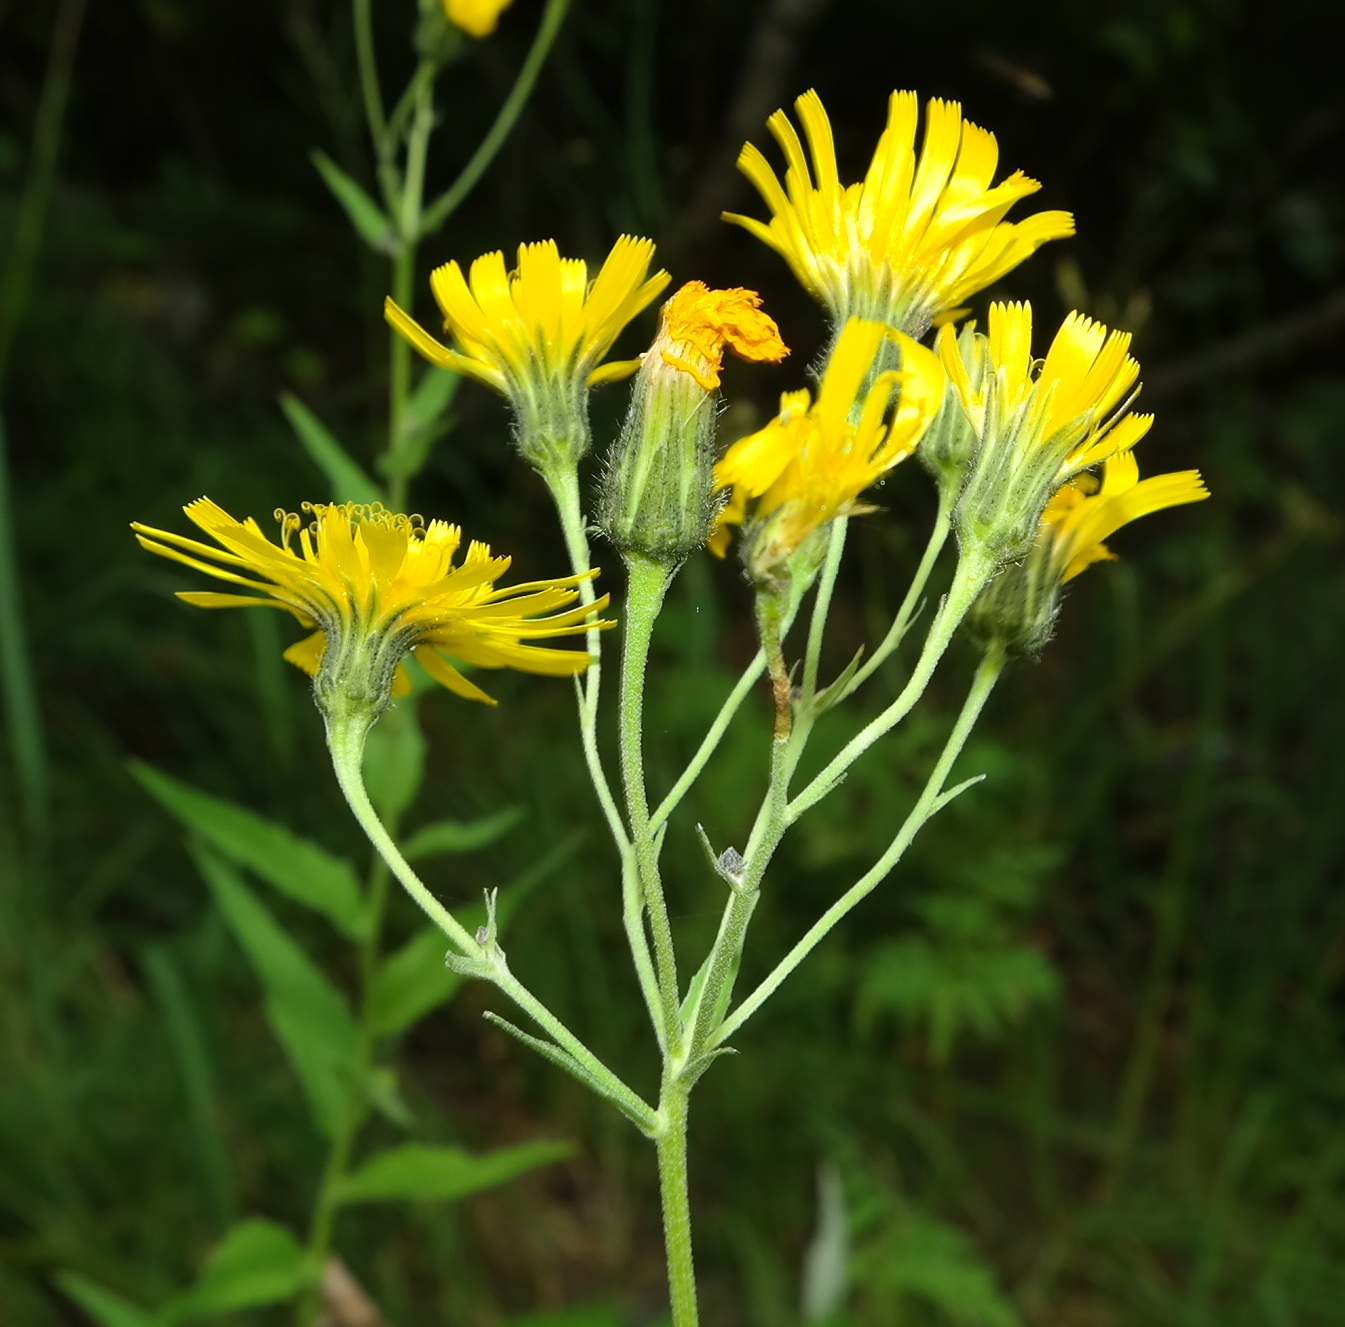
top-left (0, 417), bottom-right (47, 844)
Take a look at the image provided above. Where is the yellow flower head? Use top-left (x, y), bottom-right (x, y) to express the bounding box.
top-left (442, 0), bottom-right (513, 38)
top-left (654, 281), bottom-right (789, 390)
top-left (1040, 450), bottom-right (1210, 583)
top-left (710, 318), bottom-right (944, 576)
top-left (939, 301), bottom-right (1155, 562)
top-left (385, 237), bottom-right (670, 472)
top-left (133, 499), bottom-right (609, 718)
top-left (724, 89), bottom-right (1075, 336)
top-left (968, 451), bottom-right (1209, 654)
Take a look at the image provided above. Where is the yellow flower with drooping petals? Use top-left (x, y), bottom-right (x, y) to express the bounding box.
top-left (1040, 450), bottom-right (1209, 583)
top-left (724, 89), bottom-right (1074, 336)
top-left (968, 452), bottom-right (1209, 653)
top-left (710, 318), bottom-right (944, 577)
top-left (133, 499), bottom-right (609, 718)
top-left (937, 301), bottom-right (1155, 562)
top-left (385, 237), bottom-right (670, 472)
top-left (442, 0), bottom-right (513, 38)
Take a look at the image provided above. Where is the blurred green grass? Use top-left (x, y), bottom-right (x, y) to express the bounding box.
top-left (2, 0), bottom-right (1343, 1322)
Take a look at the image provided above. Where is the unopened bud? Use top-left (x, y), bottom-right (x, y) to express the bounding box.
top-left (597, 282), bottom-right (787, 567)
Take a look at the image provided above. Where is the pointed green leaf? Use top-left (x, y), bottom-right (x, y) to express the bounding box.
top-left (401, 806), bottom-right (522, 862)
top-left (279, 393), bottom-right (382, 506)
top-left (367, 925), bottom-right (463, 1038)
top-left (192, 846), bottom-right (359, 1137)
top-left (386, 364), bottom-right (460, 480)
top-left (53, 1273), bottom-right (156, 1327)
top-left (130, 761), bottom-right (365, 940)
top-left (404, 365), bottom-right (460, 439)
top-left (310, 149), bottom-right (395, 253)
top-left (362, 695), bottom-right (426, 825)
top-left (162, 1219), bottom-right (309, 1322)
top-left (337, 1140), bottom-right (572, 1205)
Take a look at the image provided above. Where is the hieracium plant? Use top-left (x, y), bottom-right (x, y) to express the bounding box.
top-left (130, 6), bottom-right (1208, 1321)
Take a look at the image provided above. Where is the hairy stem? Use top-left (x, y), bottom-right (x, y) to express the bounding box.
top-left (790, 545), bottom-right (994, 821)
top-left (714, 642), bottom-right (1004, 1047)
top-left (618, 554), bottom-right (683, 1046)
top-left (844, 493), bottom-right (953, 698)
top-left (655, 1075), bottom-right (700, 1327)
top-left (326, 707), bottom-right (655, 1128)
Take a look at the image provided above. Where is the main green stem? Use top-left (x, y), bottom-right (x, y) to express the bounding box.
top-left (656, 1074), bottom-right (699, 1327)
top-left (618, 554), bottom-right (683, 1044)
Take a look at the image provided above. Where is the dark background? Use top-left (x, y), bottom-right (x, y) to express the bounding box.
top-left (2, 0), bottom-right (1343, 1322)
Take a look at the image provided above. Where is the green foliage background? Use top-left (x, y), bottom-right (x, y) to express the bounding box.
top-left (2, 0), bottom-right (1342, 1323)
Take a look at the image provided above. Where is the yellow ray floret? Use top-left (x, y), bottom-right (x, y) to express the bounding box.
top-left (385, 236), bottom-right (671, 396)
top-left (938, 300), bottom-right (1152, 482)
top-left (655, 281), bottom-right (789, 389)
top-left (724, 89), bottom-right (1074, 331)
top-left (1041, 451), bottom-right (1210, 583)
top-left (442, 0), bottom-right (513, 38)
top-left (133, 499), bottom-right (609, 706)
top-left (711, 318), bottom-right (944, 564)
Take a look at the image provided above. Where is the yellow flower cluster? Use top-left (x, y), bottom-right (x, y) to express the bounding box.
top-left (136, 87), bottom-right (1208, 716)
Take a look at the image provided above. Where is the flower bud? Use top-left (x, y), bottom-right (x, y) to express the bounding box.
top-left (964, 542), bottom-right (1061, 657)
top-left (596, 282), bottom-right (787, 567)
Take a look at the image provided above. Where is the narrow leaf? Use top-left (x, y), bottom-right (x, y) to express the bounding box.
top-left (162, 1219), bottom-right (309, 1321)
top-left (482, 1012), bottom-right (655, 1133)
top-left (337, 1141), bottom-right (572, 1205)
top-left (403, 365), bottom-right (460, 440)
top-left (192, 846), bottom-right (360, 1138)
top-left (401, 807), bottom-right (522, 862)
top-left (310, 149), bottom-right (395, 253)
top-left (279, 393), bottom-right (382, 506)
top-left (53, 1273), bottom-right (155, 1327)
top-left (130, 760), bottom-right (365, 940)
